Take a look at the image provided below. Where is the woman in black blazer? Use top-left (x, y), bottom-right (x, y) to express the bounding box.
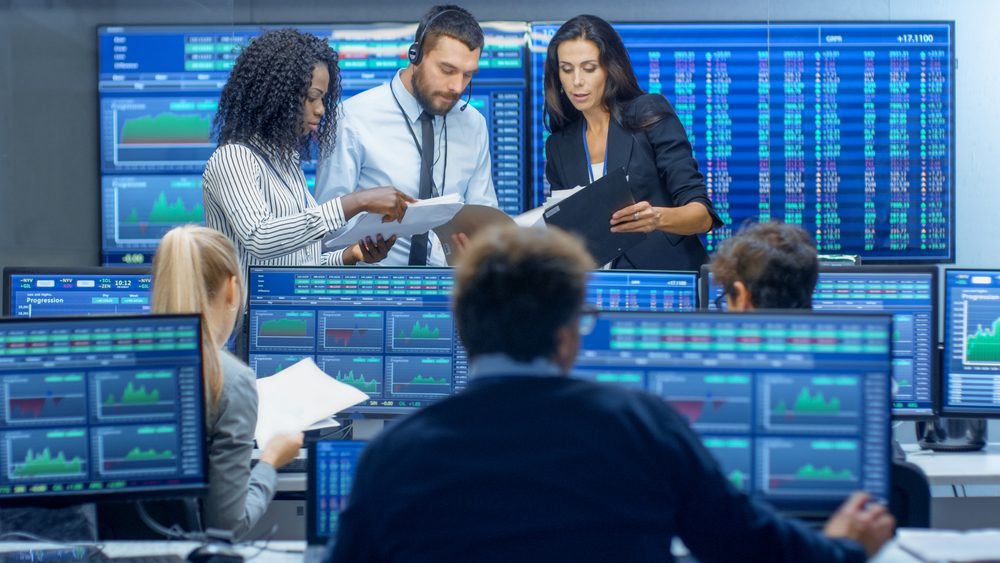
top-left (543, 15), bottom-right (723, 271)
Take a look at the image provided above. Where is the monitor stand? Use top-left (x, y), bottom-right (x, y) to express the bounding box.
top-left (916, 417), bottom-right (988, 452)
top-left (351, 419), bottom-right (386, 441)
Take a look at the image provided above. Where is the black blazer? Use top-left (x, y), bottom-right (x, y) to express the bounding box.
top-left (545, 94), bottom-right (723, 271)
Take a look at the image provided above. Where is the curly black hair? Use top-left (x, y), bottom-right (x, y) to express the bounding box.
top-left (213, 28), bottom-right (341, 162)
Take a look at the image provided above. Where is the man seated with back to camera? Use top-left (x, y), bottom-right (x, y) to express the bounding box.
top-left (710, 220), bottom-right (819, 311)
top-left (328, 225), bottom-right (894, 562)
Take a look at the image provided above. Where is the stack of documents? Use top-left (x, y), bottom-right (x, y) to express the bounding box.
top-left (324, 193), bottom-right (464, 249)
top-left (896, 528), bottom-right (1000, 562)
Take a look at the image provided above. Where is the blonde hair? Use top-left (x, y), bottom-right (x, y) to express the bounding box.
top-left (151, 225), bottom-right (243, 411)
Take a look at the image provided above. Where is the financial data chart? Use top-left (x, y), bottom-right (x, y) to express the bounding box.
top-left (530, 22), bottom-right (954, 261)
top-left (4, 269), bottom-right (151, 318)
top-left (247, 267), bottom-right (467, 416)
top-left (576, 311), bottom-right (891, 512)
top-left (586, 270), bottom-right (698, 313)
top-left (310, 440), bottom-right (366, 540)
top-left (0, 315), bottom-right (206, 502)
top-left (703, 267), bottom-right (936, 417)
top-left (943, 270), bottom-right (1000, 416)
top-left (98, 23), bottom-right (528, 265)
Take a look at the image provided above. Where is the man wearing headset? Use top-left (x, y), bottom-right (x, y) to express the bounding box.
top-left (315, 5), bottom-right (498, 266)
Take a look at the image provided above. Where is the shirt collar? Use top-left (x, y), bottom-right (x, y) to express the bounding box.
top-left (390, 70), bottom-right (425, 126)
top-left (469, 353), bottom-right (565, 379)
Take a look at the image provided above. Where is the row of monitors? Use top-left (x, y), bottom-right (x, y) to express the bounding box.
top-left (99, 22), bottom-right (955, 264)
top-left (10, 264), bottom-right (999, 420)
top-left (0, 309), bottom-right (889, 515)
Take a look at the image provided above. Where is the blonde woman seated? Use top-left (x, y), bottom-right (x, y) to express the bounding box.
top-left (152, 225), bottom-right (303, 539)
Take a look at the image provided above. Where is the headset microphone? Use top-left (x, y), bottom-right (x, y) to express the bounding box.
top-left (460, 80), bottom-right (473, 111)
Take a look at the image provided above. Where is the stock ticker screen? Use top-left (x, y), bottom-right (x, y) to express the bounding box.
top-left (246, 267), bottom-right (698, 416)
top-left (575, 311), bottom-right (891, 513)
top-left (0, 315), bottom-right (207, 502)
top-left (310, 440), bottom-right (366, 540)
top-left (702, 267), bottom-right (936, 417)
top-left (530, 22), bottom-right (954, 261)
top-left (4, 269), bottom-right (151, 318)
top-left (943, 270), bottom-right (1000, 416)
top-left (98, 23), bottom-right (528, 265)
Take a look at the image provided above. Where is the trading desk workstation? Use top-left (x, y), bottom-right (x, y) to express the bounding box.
top-left (3, 15), bottom-right (998, 563)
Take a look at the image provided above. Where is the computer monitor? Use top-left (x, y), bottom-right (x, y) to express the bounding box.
top-left (587, 270), bottom-right (698, 312)
top-left (529, 22), bottom-right (955, 261)
top-left (98, 23), bottom-right (529, 265)
top-left (575, 311), bottom-right (892, 514)
top-left (306, 440), bottom-right (367, 544)
top-left (3, 267), bottom-right (151, 318)
top-left (701, 265), bottom-right (937, 418)
top-left (247, 267), bottom-right (466, 417)
top-left (246, 266), bottom-right (700, 416)
top-left (0, 314), bottom-right (208, 505)
top-left (941, 269), bottom-right (1000, 417)
top-left (2, 267), bottom-right (242, 358)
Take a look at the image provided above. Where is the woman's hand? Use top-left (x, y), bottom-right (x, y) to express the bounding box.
top-left (610, 201), bottom-right (662, 234)
top-left (344, 235), bottom-right (397, 265)
top-left (342, 186), bottom-right (416, 223)
top-left (259, 432), bottom-right (304, 470)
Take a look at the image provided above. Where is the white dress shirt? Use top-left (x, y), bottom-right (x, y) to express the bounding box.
top-left (315, 70), bottom-right (498, 266)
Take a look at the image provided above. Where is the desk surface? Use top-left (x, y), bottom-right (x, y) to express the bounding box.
top-left (0, 540), bottom-right (306, 561)
top-left (904, 442), bottom-right (1000, 486)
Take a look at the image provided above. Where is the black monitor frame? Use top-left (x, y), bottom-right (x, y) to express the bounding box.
top-left (3, 266), bottom-right (151, 317)
top-left (0, 313), bottom-right (209, 506)
top-left (699, 264), bottom-right (939, 420)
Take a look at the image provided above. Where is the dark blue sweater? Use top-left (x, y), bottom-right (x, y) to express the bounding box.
top-left (329, 375), bottom-right (866, 563)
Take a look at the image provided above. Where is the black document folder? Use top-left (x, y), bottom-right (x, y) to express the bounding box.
top-left (542, 167), bottom-right (646, 265)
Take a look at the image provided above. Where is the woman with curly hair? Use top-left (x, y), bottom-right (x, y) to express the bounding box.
top-left (204, 28), bottom-right (412, 273)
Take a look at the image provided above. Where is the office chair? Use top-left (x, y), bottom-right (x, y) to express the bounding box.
top-left (890, 460), bottom-right (931, 528)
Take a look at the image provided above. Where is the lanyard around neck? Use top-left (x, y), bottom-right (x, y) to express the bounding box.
top-left (581, 120), bottom-right (607, 184)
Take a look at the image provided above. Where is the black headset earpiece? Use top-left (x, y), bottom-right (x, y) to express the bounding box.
top-left (407, 8), bottom-right (461, 67)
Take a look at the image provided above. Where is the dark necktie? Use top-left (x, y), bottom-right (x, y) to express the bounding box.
top-left (408, 111), bottom-right (435, 265)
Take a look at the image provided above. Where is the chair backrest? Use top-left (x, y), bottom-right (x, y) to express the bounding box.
top-left (890, 460), bottom-right (931, 528)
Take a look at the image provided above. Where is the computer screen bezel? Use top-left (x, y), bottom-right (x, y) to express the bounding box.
top-left (698, 264), bottom-right (939, 419)
top-left (0, 313), bottom-right (210, 506)
top-left (2, 266), bottom-right (151, 317)
top-left (577, 308), bottom-right (894, 516)
top-left (939, 268), bottom-right (1000, 419)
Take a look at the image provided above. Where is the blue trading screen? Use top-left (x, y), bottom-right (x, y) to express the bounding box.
top-left (98, 23), bottom-right (528, 265)
top-left (587, 270), bottom-right (698, 312)
top-left (703, 268), bottom-right (935, 417)
top-left (311, 440), bottom-right (366, 540)
top-left (575, 311), bottom-right (891, 513)
top-left (942, 270), bottom-right (1000, 416)
top-left (6, 272), bottom-right (151, 318)
top-left (247, 267), bottom-right (466, 416)
top-left (530, 22), bottom-right (954, 261)
top-left (0, 315), bottom-right (206, 502)
top-left (246, 267), bottom-right (697, 414)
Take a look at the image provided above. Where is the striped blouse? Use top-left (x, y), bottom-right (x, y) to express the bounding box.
top-left (203, 143), bottom-right (347, 276)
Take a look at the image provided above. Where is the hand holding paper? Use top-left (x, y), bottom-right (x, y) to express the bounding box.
top-left (325, 193), bottom-right (464, 249)
top-left (254, 358), bottom-right (368, 449)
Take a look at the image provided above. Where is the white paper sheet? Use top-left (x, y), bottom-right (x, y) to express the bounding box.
top-left (897, 528), bottom-right (1000, 562)
top-left (324, 193), bottom-right (463, 248)
top-left (254, 358), bottom-right (367, 449)
top-left (514, 186), bottom-right (586, 228)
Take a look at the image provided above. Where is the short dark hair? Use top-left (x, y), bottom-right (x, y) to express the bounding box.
top-left (453, 226), bottom-right (595, 362)
top-left (213, 29), bottom-right (341, 162)
top-left (543, 15), bottom-right (646, 133)
top-left (710, 221), bottom-right (819, 309)
top-left (416, 5), bottom-right (484, 56)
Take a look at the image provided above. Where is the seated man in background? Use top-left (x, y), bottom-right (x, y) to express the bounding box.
top-left (710, 220), bottom-right (819, 311)
top-left (328, 225), bottom-right (894, 562)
